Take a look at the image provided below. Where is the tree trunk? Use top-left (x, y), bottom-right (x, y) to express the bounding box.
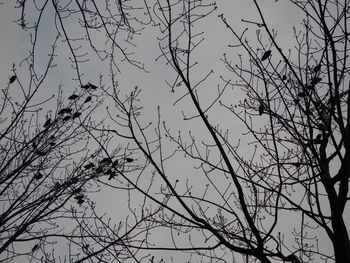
top-left (332, 211), bottom-right (350, 263)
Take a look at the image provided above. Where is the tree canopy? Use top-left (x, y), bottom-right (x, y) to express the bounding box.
top-left (0, 1), bottom-right (349, 262)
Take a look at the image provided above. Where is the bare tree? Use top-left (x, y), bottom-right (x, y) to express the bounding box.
top-left (1, 1), bottom-right (153, 262)
top-left (85, 1), bottom-right (349, 263)
top-left (0, 54), bottom-right (104, 261)
top-left (4, 0), bottom-right (349, 263)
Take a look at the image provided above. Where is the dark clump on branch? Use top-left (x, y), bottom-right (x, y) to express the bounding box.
top-left (81, 83), bottom-right (98, 90)
top-left (43, 118), bottom-right (51, 127)
top-left (313, 64), bottom-right (321, 72)
top-left (35, 150), bottom-right (46, 156)
top-left (74, 194), bottom-right (84, 205)
top-left (62, 115), bottom-right (71, 122)
top-left (58, 108), bottom-right (72, 115)
top-left (72, 112), bottom-right (81, 119)
top-left (34, 172), bottom-right (43, 180)
top-left (32, 141), bottom-right (37, 149)
top-left (9, 75), bottom-right (17, 84)
top-left (95, 166), bottom-right (104, 174)
top-left (259, 103), bottom-right (264, 115)
top-left (72, 188), bottom-right (82, 195)
top-left (107, 169), bottom-right (116, 180)
top-left (81, 84), bottom-right (90, 90)
top-left (31, 244), bottom-right (39, 252)
top-left (84, 163), bottom-right (95, 169)
top-left (125, 157), bottom-right (134, 163)
top-left (99, 157), bottom-right (112, 165)
top-left (310, 77), bottom-right (322, 87)
top-left (89, 83), bottom-right (98, 90)
top-left (261, 50), bottom-right (271, 61)
top-left (314, 134), bottom-right (322, 143)
top-left (84, 96), bottom-right (92, 103)
top-left (68, 94), bottom-right (79, 100)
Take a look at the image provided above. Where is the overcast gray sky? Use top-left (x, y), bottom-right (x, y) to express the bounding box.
top-left (0, 1), bottom-right (346, 262)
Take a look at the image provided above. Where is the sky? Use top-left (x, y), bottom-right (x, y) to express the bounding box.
top-left (0, 1), bottom-right (347, 262)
